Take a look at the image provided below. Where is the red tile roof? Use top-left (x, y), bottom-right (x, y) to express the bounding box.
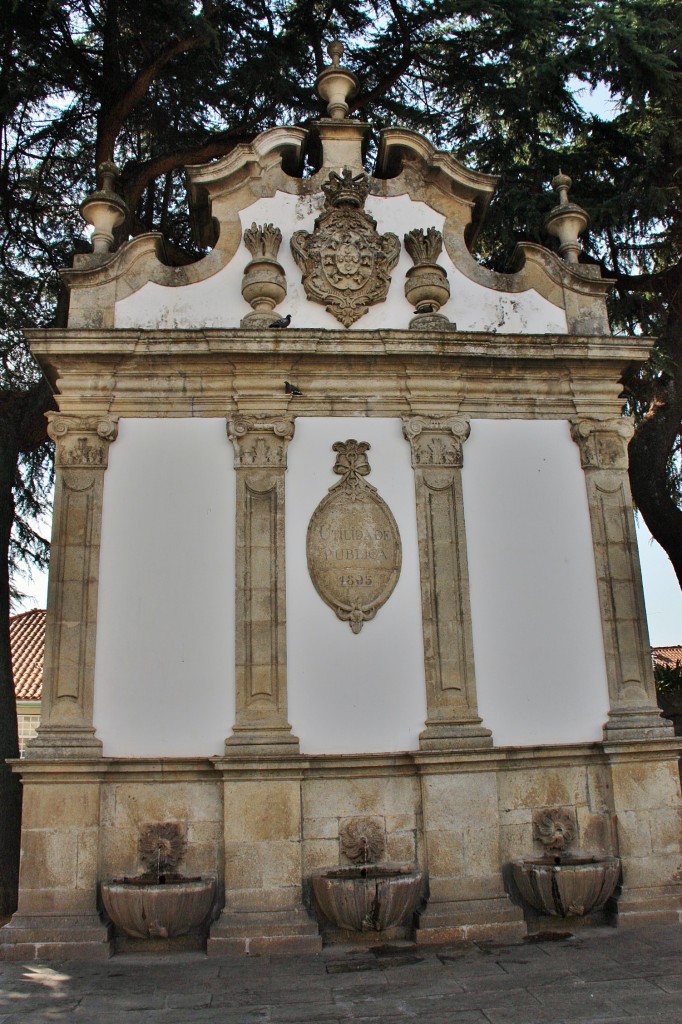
top-left (653, 645), bottom-right (682, 669)
top-left (10, 608), bottom-right (45, 701)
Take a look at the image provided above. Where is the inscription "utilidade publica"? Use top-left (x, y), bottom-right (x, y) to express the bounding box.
top-left (306, 440), bottom-right (402, 633)
top-left (316, 524), bottom-right (391, 564)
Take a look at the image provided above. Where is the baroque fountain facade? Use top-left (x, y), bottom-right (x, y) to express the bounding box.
top-left (1, 45), bottom-right (680, 958)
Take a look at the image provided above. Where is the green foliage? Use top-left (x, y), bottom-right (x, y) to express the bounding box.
top-left (655, 660), bottom-right (682, 696)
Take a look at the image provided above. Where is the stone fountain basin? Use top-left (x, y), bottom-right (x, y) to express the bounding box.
top-left (101, 875), bottom-right (216, 939)
top-left (510, 855), bottom-right (620, 918)
top-left (312, 865), bottom-right (423, 932)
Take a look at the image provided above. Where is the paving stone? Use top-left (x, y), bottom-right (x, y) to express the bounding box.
top-left (651, 974), bottom-right (682, 992)
top-left (269, 1003), bottom-right (351, 1022)
top-left (1, 925), bottom-right (681, 1022)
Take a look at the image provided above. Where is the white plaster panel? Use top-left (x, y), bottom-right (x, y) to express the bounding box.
top-left (115, 192), bottom-right (567, 334)
top-left (94, 418), bottom-right (235, 756)
top-left (462, 419), bottom-right (609, 745)
top-left (286, 418), bottom-right (427, 754)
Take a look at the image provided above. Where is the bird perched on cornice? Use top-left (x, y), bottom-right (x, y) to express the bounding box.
top-left (284, 381), bottom-right (303, 396)
top-left (270, 313), bottom-right (291, 328)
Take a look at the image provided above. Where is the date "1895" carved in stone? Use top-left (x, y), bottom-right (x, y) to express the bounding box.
top-left (306, 440), bottom-right (401, 633)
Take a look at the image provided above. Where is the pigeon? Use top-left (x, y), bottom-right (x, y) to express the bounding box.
top-left (416, 304), bottom-right (437, 314)
top-left (284, 381), bottom-right (303, 396)
top-left (269, 314), bottom-right (292, 329)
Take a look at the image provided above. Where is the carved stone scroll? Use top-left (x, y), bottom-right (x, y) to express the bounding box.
top-left (291, 168), bottom-right (400, 327)
top-left (28, 415), bottom-right (118, 758)
top-left (403, 416), bottom-right (492, 749)
top-left (307, 440), bottom-right (401, 633)
top-left (225, 416), bottom-right (299, 754)
top-left (570, 418), bottom-right (672, 741)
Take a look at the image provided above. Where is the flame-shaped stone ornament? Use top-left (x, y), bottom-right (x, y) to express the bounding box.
top-left (306, 440), bottom-right (402, 633)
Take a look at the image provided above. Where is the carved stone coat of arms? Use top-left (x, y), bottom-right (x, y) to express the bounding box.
top-left (291, 168), bottom-right (400, 327)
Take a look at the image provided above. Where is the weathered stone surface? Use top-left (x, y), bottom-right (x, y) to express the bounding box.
top-left (403, 415), bottom-right (491, 749)
top-left (101, 878), bottom-right (216, 939)
top-left (291, 168), bottom-right (400, 327)
top-left (307, 439), bottom-right (401, 633)
top-left (511, 855), bottom-right (621, 918)
top-left (224, 780), bottom-right (301, 842)
top-left (225, 416), bottom-right (299, 755)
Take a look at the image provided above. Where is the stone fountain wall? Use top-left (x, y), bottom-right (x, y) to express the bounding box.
top-left (2, 93), bottom-right (681, 960)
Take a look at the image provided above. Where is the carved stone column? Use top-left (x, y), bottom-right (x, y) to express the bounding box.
top-left (403, 416), bottom-right (492, 749)
top-left (225, 415), bottom-right (299, 754)
top-left (28, 414), bottom-right (118, 758)
top-left (570, 418), bottom-right (672, 740)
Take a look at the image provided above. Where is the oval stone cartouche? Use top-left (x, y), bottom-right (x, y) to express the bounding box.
top-left (306, 439), bottom-right (401, 633)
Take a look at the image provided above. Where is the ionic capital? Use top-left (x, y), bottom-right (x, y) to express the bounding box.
top-left (227, 415), bottom-right (295, 468)
top-left (570, 417), bottom-right (634, 471)
top-left (402, 415), bottom-right (470, 469)
top-left (47, 414), bottom-right (119, 469)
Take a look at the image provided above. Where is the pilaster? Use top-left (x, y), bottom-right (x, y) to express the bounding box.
top-left (28, 414), bottom-right (118, 758)
top-left (602, 739), bottom-right (682, 927)
top-left (570, 418), bottom-right (671, 741)
top-left (414, 756), bottom-right (525, 944)
top-left (0, 761), bottom-right (113, 960)
top-left (208, 759), bottom-right (321, 955)
top-left (225, 415), bottom-right (299, 755)
top-left (403, 415), bottom-right (492, 749)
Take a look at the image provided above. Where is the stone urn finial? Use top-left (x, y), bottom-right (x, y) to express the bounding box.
top-left (80, 160), bottom-right (128, 253)
top-left (403, 227), bottom-right (453, 330)
top-left (241, 222), bottom-right (288, 328)
top-left (544, 171), bottom-right (589, 264)
top-left (315, 40), bottom-right (359, 120)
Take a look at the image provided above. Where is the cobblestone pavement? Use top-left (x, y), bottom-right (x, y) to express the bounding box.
top-left (0, 925), bottom-right (680, 1024)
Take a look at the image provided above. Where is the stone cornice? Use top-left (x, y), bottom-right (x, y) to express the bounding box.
top-left (17, 739), bottom-right (680, 783)
top-left (26, 327), bottom-right (651, 363)
top-left (26, 327), bottom-right (651, 422)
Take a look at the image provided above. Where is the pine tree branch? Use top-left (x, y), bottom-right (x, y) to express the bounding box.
top-left (121, 131), bottom-right (253, 220)
top-left (351, 0), bottom-right (413, 111)
top-left (96, 33), bottom-right (207, 166)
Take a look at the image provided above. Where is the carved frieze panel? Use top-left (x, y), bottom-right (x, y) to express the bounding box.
top-left (306, 439), bottom-right (401, 633)
top-left (291, 168), bottom-right (400, 327)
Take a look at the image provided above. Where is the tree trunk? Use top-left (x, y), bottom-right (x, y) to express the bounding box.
top-left (0, 426), bottom-right (21, 917)
top-left (628, 297), bottom-right (682, 592)
top-left (629, 372), bottom-right (682, 591)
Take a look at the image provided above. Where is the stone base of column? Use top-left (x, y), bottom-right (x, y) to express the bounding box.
top-left (415, 896), bottom-right (526, 945)
top-left (26, 726), bottom-right (104, 760)
top-left (603, 707), bottom-right (674, 742)
top-left (0, 914), bottom-right (113, 960)
top-left (207, 908), bottom-right (322, 955)
top-left (224, 725), bottom-right (300, 756)
top-left (606, 887), bottom-right (682, 929)
top-left (419, 718), bottom-right (493, 750)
